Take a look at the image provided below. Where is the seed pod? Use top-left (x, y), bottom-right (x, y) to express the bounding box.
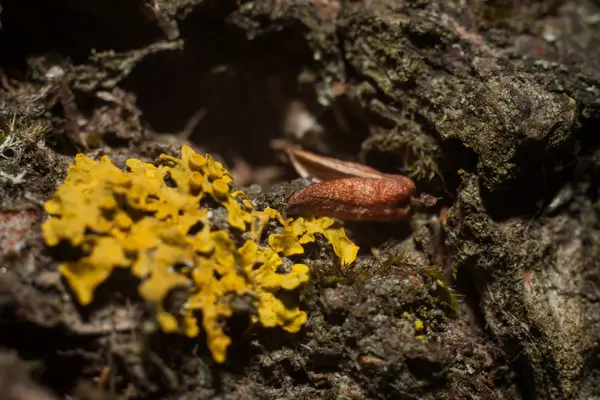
top-left (271, 140), bottom-right (384, 182)
top-left (284, 176), bottom-right (417, 222)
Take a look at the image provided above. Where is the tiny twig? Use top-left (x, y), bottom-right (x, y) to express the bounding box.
top-left (0, 170), bottom-right (27, 185)
top-left (59, 79), bottom-right (88, 150)
top-left (69, 320), bottom-right (137, 335)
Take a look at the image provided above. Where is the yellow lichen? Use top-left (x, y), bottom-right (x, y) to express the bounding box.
top-left (414, 319), bottom-right (424, 331)
top-left (42, 145), bottom-right (359, 363)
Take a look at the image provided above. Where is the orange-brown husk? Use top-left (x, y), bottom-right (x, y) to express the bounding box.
top-left (284, 176), bottom-right (416, 222)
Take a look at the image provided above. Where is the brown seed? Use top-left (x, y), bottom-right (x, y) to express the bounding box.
top-left (284, 176), bottom-right (417, 222)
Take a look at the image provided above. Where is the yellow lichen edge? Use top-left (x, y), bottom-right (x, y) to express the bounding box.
top-left (42, 145), bottom-right (359, 363)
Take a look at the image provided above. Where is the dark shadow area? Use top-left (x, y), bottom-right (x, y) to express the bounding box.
top-left (69, 268), bottom-right (144, 320)
top-left (121, 13), bottom-right (319, 169)
top-left (581, 346), bottom-right (600, 396)
top-left (454, 262), bottom-right (538, 400)
top-left (480, 136), bottom-right (577, 221)
top-left (405, 355), bottom-right (447, 382)
top-left (0, 320), bottom-right (95, 396)
top-left (481, 105), bottom-right (600, 221)
top-left (317, 94), bottom-right (372, 157)
top-left (0, 0), bottom-right (167, 69)
top-left (343, 220), bottom-right (415, 249)
top-left (453, 258), bottom-right (491, 340)
top-left (437, 136), bottom-right (479, 190)
top-left (574, 112), bottom-right (600, 201)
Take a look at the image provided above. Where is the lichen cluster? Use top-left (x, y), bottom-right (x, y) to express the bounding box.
top-left (42, 145), bottom-right (359, 363)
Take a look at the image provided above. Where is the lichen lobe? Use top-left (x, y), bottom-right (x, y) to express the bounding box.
top-left (42, 145), bottom-right (359, 363)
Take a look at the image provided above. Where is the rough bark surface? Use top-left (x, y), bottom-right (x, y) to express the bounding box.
top-left (0, 0), bottom-right (599, 399)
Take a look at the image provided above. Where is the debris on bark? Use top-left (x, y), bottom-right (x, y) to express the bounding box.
top-left (0, 0), bottom-right (599, 398)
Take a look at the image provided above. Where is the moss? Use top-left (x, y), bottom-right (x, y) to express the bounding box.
top-left (342, 9), bottom-right (577, 194)
top-left (361, 122), bottom-right (443, 186)
top-left (42, 145), bottom-right (359, 363)
top-left (0, 112), bottom-right (50, 159)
